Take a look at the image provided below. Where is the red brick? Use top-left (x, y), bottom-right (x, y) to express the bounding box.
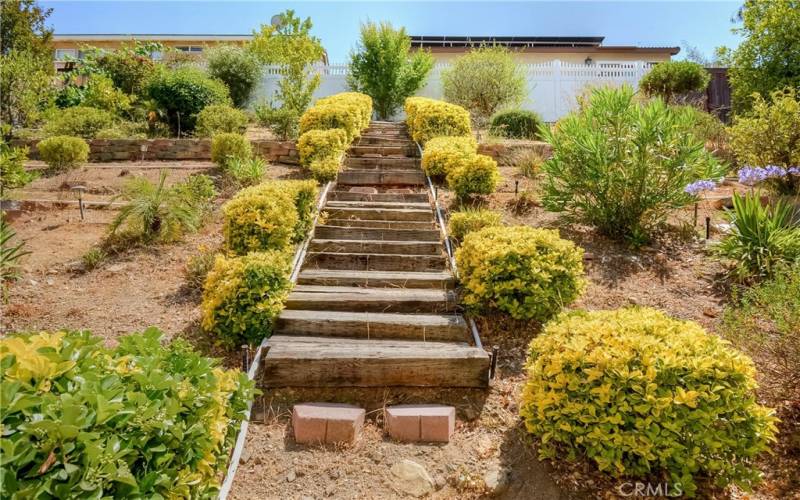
top-left (292, 403), bottom-right (365, 445)
top-left (386, 405), bottom-right (455, 443)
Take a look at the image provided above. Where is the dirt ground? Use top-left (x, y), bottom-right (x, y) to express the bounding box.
top-left (2, 160), bottom-right (795, 499)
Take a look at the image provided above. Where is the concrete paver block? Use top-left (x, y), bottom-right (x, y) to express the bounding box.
top-left (386, 404), bottom-right (455, 443)
top-left (292, 403), bottom-right (365, 444)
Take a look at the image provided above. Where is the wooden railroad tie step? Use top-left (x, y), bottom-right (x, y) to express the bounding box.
top-left (320, 219), bottom-right (436, 230)
top-left (325, 206), bottom-right (433, 222)
top-left (277, 310), bottom-right (470, 342)
top-left (303, 251), bottom-right (447, 272)
top-left (262, 336), bottom-right (490, 388)
top-left (309, 239), bottom-right (443, 255)
top-left (325, 200), bottom-right (431, 210)
top-left (285, 285), bottom-right (458, 313)
top-left (314, 225), bottom-right (440, 242)
top-left (328, 191), bottom-right (429, 203)
top-left (296, 269), bottom-right (455, 289)
top-left (345, 157), bottom-right (420, 169)
top-left (337, 170), bottom-right (426, 186)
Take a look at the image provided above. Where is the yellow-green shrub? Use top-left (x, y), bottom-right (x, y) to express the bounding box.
top-left (196, 104), bottom-right (249, 137)
top-left (446, 153), bottom-right (500, 199)
top-left (37, 135), bottom-right (89, 171)
top-left (309, 156), bottom-right (341, 183)
top-left (299, 92), bottom-right (372, 143)
top-left (211, 132), bottom-right (252, 166)
top-left (421, 135), bottom-right (477, 177)
top-left (316, 92), bottom-right (373, 130)
top-left (520, 307), bottom-right (778, 496)
top-left (456, 226), bottom-right (585, 321)
top-left (200, 250), bottom-right (292, 346)
top-left (404, 96), bottom-right (472, 144)
top-left (297, 128), bottom-right (348, 167)
top-left (448, 208), bottom-right (502, 242)
top-left (222, 180), bottom-right (318, 254)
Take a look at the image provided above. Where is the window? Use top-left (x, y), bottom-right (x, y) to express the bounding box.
top-left (54, 48), bottom-right (77, 61)
top-left (175, 45), bottom-right (203, 53)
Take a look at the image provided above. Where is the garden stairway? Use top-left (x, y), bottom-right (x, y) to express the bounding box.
top-left (262, 121), bottom-right (490, 388)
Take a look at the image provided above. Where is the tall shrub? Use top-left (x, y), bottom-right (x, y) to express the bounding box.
top-left (347, 22), bottom-right (433, 120)
top-left (639, 60), bottom-right (710, 104)
top-left (146, 66), bottom-right (231, 134)
top-left (540, 85), bottom-right (723, 245)
top-left (442, 46), bottom-right (526, 130)
top-left (206, 44), bottom-right (262, 108)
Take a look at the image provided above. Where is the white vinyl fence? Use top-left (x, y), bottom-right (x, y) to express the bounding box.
top-left (253, 60), bottom-right (656, 122)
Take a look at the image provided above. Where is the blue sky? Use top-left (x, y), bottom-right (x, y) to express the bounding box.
top-left (42, 1), bottom-right (743, 61)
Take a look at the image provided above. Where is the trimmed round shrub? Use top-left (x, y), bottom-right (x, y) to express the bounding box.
top-left (297, 128), bottom-right (348, 166)
top-left (309, 156), bottom-right (341, 183)
top-left (448, 208), bottom-right (502, 242)
top-left (489, 109), bottom-right (543, 139)
top-left (446, 153), bottom-right (500, 199)
top-left (43, 106), bottom-right (114, 139)
top-left (211, 133), bottom-right (252, 167)
top-left (520, 307), bottom-right (778, 496)
top-left (147, 66), bottom-right (231, 133)
top-left (456, 226), bottom-right (585, 321)
top-left (200, 250), bottom-right (293, 346)
top-left (421, 135), bottom-right (477, 177)
top-left (404, 97), bottom-right (472, 144)
top-left (639, 60), bottom-right (710, 103)
top-left (37, 136), bottom-right (89, 172)
top-left (299, 103), bottom-right (361, 143)
top-left (206, 44), bottom-right (261, 108)
top-left (222, 185), bottom-right (298, 255)
top-left (315, 92), bottom-right (373, 130)
top-left (196, 104), bottom-right (249, 137)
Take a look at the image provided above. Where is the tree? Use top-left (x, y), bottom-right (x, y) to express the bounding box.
top-left (206, 44), bottom-right (262, 108)
top-left (639, 60), bottom-right (710, 104)
top-left (442, 46), bottom-right (526, 130)
top-left (347, 22), bottom-right (433, 120)
top-left (0, 0), bottom-right (53, 59)
top-left (724, 0), bottom-right (800, 113)
top-left (250, 10), bottom-right (324, 122)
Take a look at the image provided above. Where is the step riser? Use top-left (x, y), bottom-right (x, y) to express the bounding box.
top-left (326, 201), bottom-right (431, 210)
top-left (328, 191), bottom-right (429, 203)
top-left (346, 158), bottom-right (419, 168)
top-left (315, 225), bottom-right (440, 241)
top-left (322, 219), bottom-right (436, 230)
top-left (309, 240), bottom-right (442, 255)
top-left (262, 357), bottom-right (489, 388)
top-left (304, 253), bottom-right (446, 272)
top-left (285, 293), bottom-right (457, 314)
top-left (338, 171), bottom-right (426, 186)
top-left (296, 273), bottom-right (454, 289)
top-left (349, 146), bottom-right (417, 157)
top-left (327, 208), bottom-right (432, 222)
top-left (356, 137), bottom-right (414, 147)
top-left (276, 313), bottom-right (469, 342)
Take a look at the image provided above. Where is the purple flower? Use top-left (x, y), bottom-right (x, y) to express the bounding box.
top-left (684, 179), bottom-right (718, 196)
top-left (737, 165), bottom-right (788, 186)
top-left (788, 166), bottom-right (800, 176)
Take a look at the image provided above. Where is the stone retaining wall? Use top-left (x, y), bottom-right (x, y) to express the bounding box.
top-left (14, 138), bottom-right (299, 165)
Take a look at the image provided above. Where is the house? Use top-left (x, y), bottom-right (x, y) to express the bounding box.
top-left (409, 36), bottom-right (679, 65)
top-left (52, 34), bottom-right (252, 63)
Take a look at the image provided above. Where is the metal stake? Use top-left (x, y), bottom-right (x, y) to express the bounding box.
top-left (693, 202), bottom-right (698, 227)
top-left (705, 216), bottom-right (711, 240)
top-left (71, 185), bottom-right (87, 221)
top-left (489, 345), bottom-right (499, 379)
top-left (515, 180), bottom-right (519, 196)
top-left (240, 344), bottom-right (251, 372)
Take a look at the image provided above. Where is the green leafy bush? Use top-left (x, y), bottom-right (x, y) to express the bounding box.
top-left (222, 180), bottom-right (318, 255)
top-left (489, 109), bottom-right (543, 140)
top-left (639, 60), bottom-right (710, 103)
top-left (82, 75), bottom-right (132, 116)
top-left (147, 66), bottom-right (231, 134)
top-left (728, 87), bottom-right (800, 194)
top-left (200, 250), bottom-right (293, 346)
top-left (0, 141), bottom-right (37, 193)
top-left (110, 170), bottom-right (209, 242)
top-left (456, 226), bottom-right (585, 321)
top-left (347, 21), bottom-right (434, 119)
top-left (448, 208), bottom-right (502, 242)
top-left (446, 153), bottom-right (500, 199)
top-left (405, 97), bottom-right (472, 144)
top-left (206, 44), bottom-right (261, 108)
top-left (520, 307), bottom-right (777, 496)
top-left (0, 328), bottom-right (254, 498)
top-left (196, 104), bottom-right (249, 137)
top-left (421, 135), bottom-right (477, 177)
top-left (94, 45), bottom-right (157, 96)
top-left (254, 105), bottom-right (300, 140)
top-left (721, 265), bottom-right (800, 401)
top-left (297, 128), bottom-right (348, 167)
top-left (211, 132), bottom-right (252, 167)
top-left (442, 46), bottom-right (527, 129)
top-left (43, 106), bottom-right (114, 138)
top-left (37, 135), bottom-right (89, 172)
top-left (716, 192), bottom-right (800, 280)
top-left (541, 85), bottom-right (723, 244)
top-left (309, 156), bottom-right (341, 183)
top-left (224, 156), bottom-right (267, 187)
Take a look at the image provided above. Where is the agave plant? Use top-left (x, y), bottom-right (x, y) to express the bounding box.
top-left (110, 170), bottom-right (202, 242)
top-left (1, 217), bottom-right (30, 281)
top-left (717, 192), bottom-right (800, 280)
top-left (224, 156), bottom-right (266, 187)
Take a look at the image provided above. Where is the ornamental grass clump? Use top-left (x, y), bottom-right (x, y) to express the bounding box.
top-left (456, 226), bottom-right (585, 322)
top-left (0, 328), bottom-right (254, 498)
top-left (540, 85), bottom-right (724, 245)
top-left (200, 250), bottom-right (293, 346)
top-left (520, 307), bottom-right (777, 496)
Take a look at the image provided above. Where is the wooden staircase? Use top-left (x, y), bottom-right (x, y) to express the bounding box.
top-left (262, 121), bottom-right (490, 388)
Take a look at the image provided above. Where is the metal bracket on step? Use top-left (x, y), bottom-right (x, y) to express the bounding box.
top-left (489, 345), bottom-right (500, 379)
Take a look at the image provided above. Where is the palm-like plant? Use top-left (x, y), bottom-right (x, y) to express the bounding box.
top-left (1, 217), bottom-right (30, 281)
top-left (717, 192), bottom-right (800, 280)
top-left (110, 170), bottom-right (202, 242)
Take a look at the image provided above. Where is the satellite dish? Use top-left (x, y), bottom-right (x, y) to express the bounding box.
top-left (270, 14), bottom-right (284, 27)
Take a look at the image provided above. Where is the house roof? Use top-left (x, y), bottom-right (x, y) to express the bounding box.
top-left (410, 35), bottom-right (679, 55)
top-left (53, 34), bottom-right (253, 41)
